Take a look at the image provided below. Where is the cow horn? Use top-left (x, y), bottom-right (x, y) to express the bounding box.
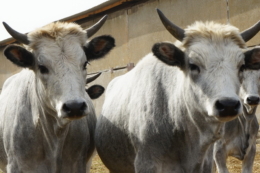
top-left (86, 15), bottom-right (108, 38)
top-left (240, 20), bottom-right (260, 42)
top-left (2, 22), bottom-right (30, 45)
top-left (86, 72), bottom-right (102, 84)
top-left (156, 9), bottom-right (185, 41)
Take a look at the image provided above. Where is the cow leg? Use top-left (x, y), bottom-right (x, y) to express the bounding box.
top-left (241, 144), bottom-right (256, 173)
top-left (213, 141), bottom-right (229, 173)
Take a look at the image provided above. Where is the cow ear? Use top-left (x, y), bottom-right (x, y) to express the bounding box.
top-left (244, 47), bottom-right (260, 70)
top-left (4, 44), bottom-right (34, 68)
top-left (84, 35), bottom-right (115, 61)
top-left (152, 42), bottom-right (185, 68)
top-left (86, 85), bottom-right (105, 99)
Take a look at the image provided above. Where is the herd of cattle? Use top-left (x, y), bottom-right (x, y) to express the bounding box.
top-left (0, 8), bottom-right (260, 173)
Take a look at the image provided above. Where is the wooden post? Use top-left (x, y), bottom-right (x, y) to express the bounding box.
top-left (127, 63), bottom-right (135, 71)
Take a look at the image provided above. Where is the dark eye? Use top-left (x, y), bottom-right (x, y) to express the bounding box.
top-left (189, 64), bottom-right (200, 73)
top-left (239, 65), bottom-right (245, 72)
top-left (38, 65), bottom-right (49, 74)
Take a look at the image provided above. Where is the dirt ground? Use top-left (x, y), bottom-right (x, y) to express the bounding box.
top-left (90, 144), bottom-right (260, 173)
top-left (226, 144), bottom-right (260, 173)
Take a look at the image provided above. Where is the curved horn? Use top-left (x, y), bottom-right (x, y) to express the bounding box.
top-left (241, 20), bottom-right (260, 42)
top-left (86, 15), bottom-right (108, 38)
top-left (156, 9), bottom-right (185, 41)
top-left (86, 72), bottom-right (102, 84)
top-left (2, 22), bottom-right (30, 45)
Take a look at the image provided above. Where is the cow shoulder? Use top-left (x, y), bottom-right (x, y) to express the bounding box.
top-left (84, 35), bottom-right (115, 61)
top-left (4, 44), bottom-right (34, 68)
top-left (152, 42), bottom-right (185, 69)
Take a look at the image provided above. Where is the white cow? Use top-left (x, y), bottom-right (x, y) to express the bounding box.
top-left (214, 48), bottom-right (260, 173)
top-left (95, 9), bottom-right (260, 173)
top-left (0, 15), bottom-right (115, 173)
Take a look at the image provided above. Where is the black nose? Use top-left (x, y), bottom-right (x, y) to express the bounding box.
top-left (246, 96), bottom-right (260, 105)
top-left (215, 99), bottom-right (240, 117)
top-left (62, 100), bottom-right (87, 118)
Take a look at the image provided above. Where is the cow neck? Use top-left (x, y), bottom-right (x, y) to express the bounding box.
top-left (36, 111), bottom-right (70, 173)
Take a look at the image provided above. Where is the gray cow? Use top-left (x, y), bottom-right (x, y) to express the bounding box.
top-left (0, 15), bottom-right (114, 173)
top-left (95, 9), bottom-right (260, 173)
top-left (214, 48), bottom-right (260, 173)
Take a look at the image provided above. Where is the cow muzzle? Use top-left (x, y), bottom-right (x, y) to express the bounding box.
top-left (215, 99), bottom-right (241, 119)
top-left (246, 95), bottom-right (260, 106)
top-left (62, 100), bottom-right (87, 119)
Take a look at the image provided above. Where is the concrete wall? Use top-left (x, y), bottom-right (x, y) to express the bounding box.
top-left (84, 0), bottom-right (260, 73)
top-left (1, 0), bottom-right (260, 118)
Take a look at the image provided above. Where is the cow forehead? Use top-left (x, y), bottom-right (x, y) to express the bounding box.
top-left (26, 22), bottom-right (88, 65)
top-left (183, 21), bottom-right (246, 49)
top-left (180, 22), bottom-right (246, 69)
top-left (28, 22), bottom-right (87, 50)
top-left (187, 40), bottom-right (244, 68)
top-left (34, 37), bottom-right (86, 66)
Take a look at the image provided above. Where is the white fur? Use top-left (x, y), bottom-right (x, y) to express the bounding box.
top-left (0, 22), bottom-right (96, 173)
top-left (214, 69), bottom-right (260, 173)
top-left (95, 22), bottom-right (247, 173)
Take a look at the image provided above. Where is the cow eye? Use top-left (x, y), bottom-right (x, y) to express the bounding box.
top-left (38, 65), bottom-right (49, 74)
top-left (189, 64), bottom-right (200, 73)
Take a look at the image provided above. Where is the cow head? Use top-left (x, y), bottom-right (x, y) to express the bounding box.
top-left (3, 15), bottom-right (115, 122)
top-left (239, 47), bottom-right (260, 114)
top-left (155, 9), bottom-right (260, 122)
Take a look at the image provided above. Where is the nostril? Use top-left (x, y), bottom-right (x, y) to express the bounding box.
top-left (215, 101), bottom-right (225, 111)
top-left (80, 102), bottom-right (87, 111)
top-left (62, 104), bottom-right (71, 113)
